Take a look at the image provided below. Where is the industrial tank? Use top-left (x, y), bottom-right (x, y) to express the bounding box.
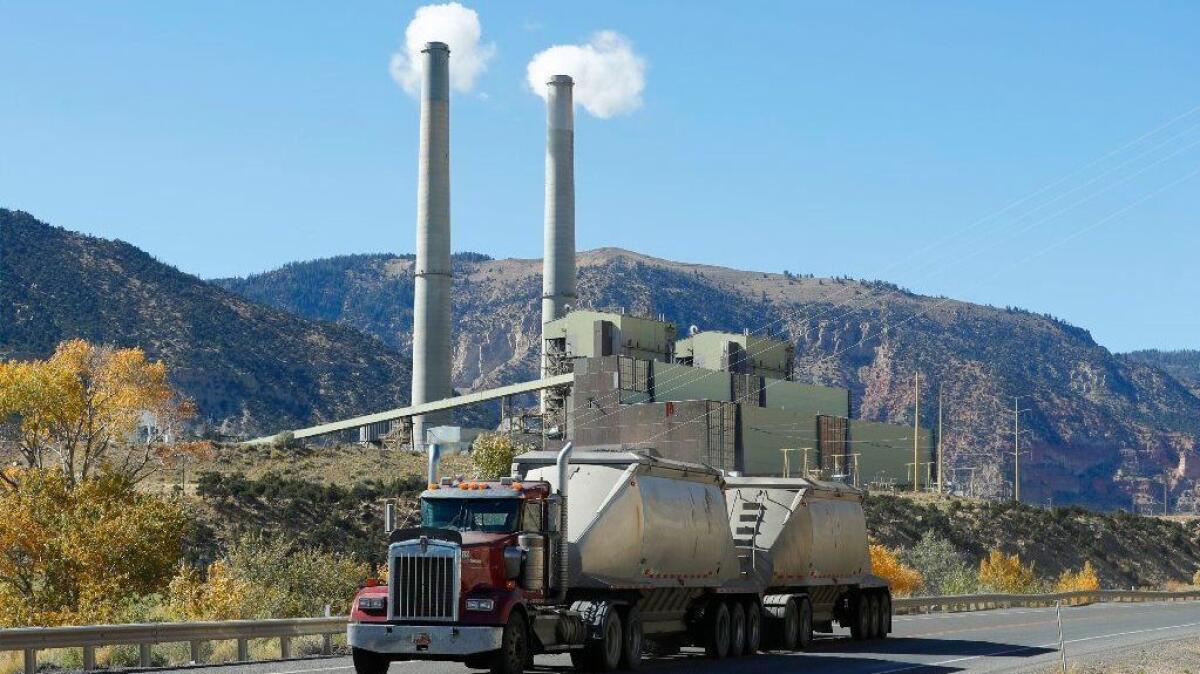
top-left (517, 451), bottom-right (742, 589)
top-left (724, 476), bottom-right (870, 586)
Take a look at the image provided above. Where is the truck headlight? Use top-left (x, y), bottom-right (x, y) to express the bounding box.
top-left (357, 596), bottom-right (387, 612)
top-left (465, 598), bottom-right (495, 612)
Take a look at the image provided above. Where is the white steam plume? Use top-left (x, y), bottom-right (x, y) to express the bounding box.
top-left (390, 3), bottom-right (496, 95)
top-left (526, 31), bottom-right (646, 118)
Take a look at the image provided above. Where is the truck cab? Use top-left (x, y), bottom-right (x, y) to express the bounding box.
top-left (347, 475), bottom-right (561, 674)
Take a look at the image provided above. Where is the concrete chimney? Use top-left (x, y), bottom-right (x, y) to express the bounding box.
top-left (411, 41), bottom-right (452, 450)
top-left (541, 75), bottom-right (576, 330)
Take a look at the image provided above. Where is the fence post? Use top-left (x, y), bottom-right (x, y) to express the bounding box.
top-left (237, 638), bottom-right (249, 662)
top-left (139, 643), bottom-right (152, 667)
top-left (23, 649), bottom-right (35, 674)
top-left (281, 636), bottom-right (292, 659)
top-left (322, 633), bottom-right (333, 656)
top-left (83, 645), bottom-right (96, 671)
top-left (190, 640), bottom-right (203, 664)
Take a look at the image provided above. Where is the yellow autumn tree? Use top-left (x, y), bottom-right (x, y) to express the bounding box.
top-left (0, 339), bottom-right (203, 485)
top-left (979, 549), bottom-right (1039, 594)
top-left (1055, 561), bottom-right (1101, 593)
top-left (0, 468), bottom-right (187, 626)
top-left (869, 544), bottom-right (924, 597)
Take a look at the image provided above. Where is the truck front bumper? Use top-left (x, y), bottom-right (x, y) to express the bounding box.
top-left (347, 622), bottom-right (503, 657)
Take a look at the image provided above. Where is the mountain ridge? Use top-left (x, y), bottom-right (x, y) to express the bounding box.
top-left (0, 209), bottom-right (413, 433)
top-left (214, 247), bottom-right (1200, 509)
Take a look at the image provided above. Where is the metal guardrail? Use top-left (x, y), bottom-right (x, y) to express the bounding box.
top-left (1, 616), bottom-right (347, 674)
top-left (6, 590), bottom-right (1200, 673)
top-left (893, 589), bottom-right (1200, 614)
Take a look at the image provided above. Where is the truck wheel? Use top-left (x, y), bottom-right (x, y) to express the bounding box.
top-left (351, 648), bottom-right (389, 674)
top-left (850, 594), bottom-right (870, 641)
top-left (867, 594), bottom-right (881, 639)
top-left (775, 598), bottom-right (799, 651)
top-left (728, 602), bottom-right (746, 657)
top-left (876, 592), bottom-right (890, 639)
top-left (743, 601), bottom-right (762, 654)
top-left (490, 613), bottom-right (529, 674)
top-left (619, 606), bottom-right (643, 670)
top-left (576, 604), bottom-right (623, 672)
top-left (703, 601), bottom-right (731, 659)
top-left (796, 596), bottom-right (814, 651)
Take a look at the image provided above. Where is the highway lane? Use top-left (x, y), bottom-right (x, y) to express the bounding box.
top-left (168, 600), bottom-right (1200, 674)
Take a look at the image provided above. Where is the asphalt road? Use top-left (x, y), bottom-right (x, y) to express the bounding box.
top-left (173, 600), bottom-right (1200, 674)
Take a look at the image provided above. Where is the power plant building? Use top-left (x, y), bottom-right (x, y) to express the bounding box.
top-left (544, 311), bottom-right (932, 489)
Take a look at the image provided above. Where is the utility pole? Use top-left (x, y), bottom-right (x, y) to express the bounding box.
top-left (913, 372), bottom-right (921, 494)
top-left (937, 383), bottom-right (944, 496)
top-left (1013, 397), bottom-right (1020, 503)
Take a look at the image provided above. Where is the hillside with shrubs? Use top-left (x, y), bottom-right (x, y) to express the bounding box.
top-left (865, 494), bottom-right (1200, 595)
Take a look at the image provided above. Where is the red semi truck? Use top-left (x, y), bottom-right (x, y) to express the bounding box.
top-left (348, 444), bottom-right (891, 673)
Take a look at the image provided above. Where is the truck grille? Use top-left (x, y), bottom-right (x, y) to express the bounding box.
top-left (390, 542), bottom-right (459, 622)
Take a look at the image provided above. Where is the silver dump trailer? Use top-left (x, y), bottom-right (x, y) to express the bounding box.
top-left (348, 448), bottom-right (891, 674)
top-left (517, 451), bottom-right (892, 663)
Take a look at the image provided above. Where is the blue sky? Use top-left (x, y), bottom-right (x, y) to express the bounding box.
top-left (1, 2), bottom-right (1197, 352)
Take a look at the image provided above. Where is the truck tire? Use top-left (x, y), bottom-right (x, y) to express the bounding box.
top-left (850, 594), bottom-right (870, 641)
top-left (866, 594), bottom-right (881, 640)
top-left (703, 601), bottom-right (731, 659)
top-left (728, 602), bottom-right (746, 657)
top-left (768, 598), bottom-right (798, 651)
top-left (619, 606), bottom-right (643, 670)
top-left (877, 592), bottom-right (890, 639)
top-left (796, 596), bottom-right (814, 651)
top-left (351, 648), bottom-right (389, 674)
top-left (573, 603), bottom-right (623, 672)
top-left (743, 600), bottom-right (762, 655)
top-left (490, 613), bottom-right (529, 674)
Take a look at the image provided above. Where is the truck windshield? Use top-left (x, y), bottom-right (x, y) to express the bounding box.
top-left (421, 497), bottom-right (520, 533)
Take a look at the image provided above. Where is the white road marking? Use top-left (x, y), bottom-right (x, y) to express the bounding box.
top-left (870, 618), bottom-right (1200, 673)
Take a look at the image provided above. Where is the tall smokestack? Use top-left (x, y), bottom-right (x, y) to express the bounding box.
top-left (411, 41), bottom-right (452, 450)
top-left (541, 75), bottom-right (576, 330)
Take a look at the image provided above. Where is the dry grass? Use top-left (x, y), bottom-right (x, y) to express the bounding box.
top-left (143, 442), bottom-right (475, 491)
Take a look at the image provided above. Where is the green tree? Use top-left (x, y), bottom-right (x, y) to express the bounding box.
top-left (471, 433), bottom-right (531, 480)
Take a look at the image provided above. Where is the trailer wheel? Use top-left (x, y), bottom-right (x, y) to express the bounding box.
top-left (490, 612), bottom-right (529, 674)
top-left (351, 648), bottom-right (389, 674)
top-left (850, 594), bottom-right (870, 641)
top-left (796, 596), bottom-right (814, 651)
top-left (877, 592), bottom-right (891, 639)
top-left (703, 601), bottom-right (731, 659)
top-left (867, 594), bottom-right (882, 640)
top-left (728, 602), bottom-right (746, 657)
top-left (619, 606), bottom-right (643, 670)
top-left (743, 600), bottom-right (762, 654)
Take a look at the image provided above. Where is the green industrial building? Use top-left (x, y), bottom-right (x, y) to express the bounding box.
top-left (546, 310), bottom-right (935, 490)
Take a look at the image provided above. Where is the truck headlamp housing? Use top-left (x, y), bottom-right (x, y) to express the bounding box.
top-left (465, 598), bottom-right (495, 612)
top-left (357, 596), bottom-right (387, 612)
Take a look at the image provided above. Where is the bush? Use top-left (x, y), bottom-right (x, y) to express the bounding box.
top-left (979, 549), bottom-right (1039, 594)
top-left (167, 536), bottom-right (370, 620)
top-left (870, 544), bottom-right (923, 597)
top-left (1054, 561), bottom-right (1100, 593)
top-left (902, 532), bottom-right (980, 596)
